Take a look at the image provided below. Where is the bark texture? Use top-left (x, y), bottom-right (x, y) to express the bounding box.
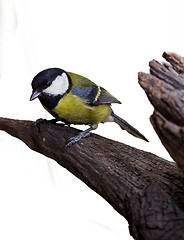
top-left (138, 52), bottom-right (184, 172)
top-left (0, 117), bottom-right (184, 240)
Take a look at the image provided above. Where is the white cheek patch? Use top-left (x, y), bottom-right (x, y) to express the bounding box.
top-left (43, 72), bottom-right (69, 96)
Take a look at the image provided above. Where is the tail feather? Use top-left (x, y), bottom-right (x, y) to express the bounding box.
top-left (111, 112), bottom-right (148, 142)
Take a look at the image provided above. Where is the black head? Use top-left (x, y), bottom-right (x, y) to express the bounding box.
top-left (31, 68), bottom-right (64, 93)
top-left (30, 68), bottom-right (71, 101)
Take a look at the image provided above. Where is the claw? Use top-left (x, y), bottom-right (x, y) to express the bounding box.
top-left (65, 124), bottom-right (97, 148)
top-left (65, 132), bottom-right (91, 148)
top-left (65, 136), bottom-right (80, 148)
top-left (34, 118), bottom-right (46, 133)
top-left (35, 118), bottom-right (64, 126)
top-left (34, 118), bottom-right (45, 126)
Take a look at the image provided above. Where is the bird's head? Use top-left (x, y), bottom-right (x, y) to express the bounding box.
top-left (30, 68), bottom-right (71, 101)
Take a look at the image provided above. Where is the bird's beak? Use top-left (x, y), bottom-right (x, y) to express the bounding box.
top-left (30, 90), bottom-right (41, 101)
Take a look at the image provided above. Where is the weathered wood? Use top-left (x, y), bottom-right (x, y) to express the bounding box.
top-left (138, 52), bottom-right (184, 172)
top-left (0, 117), bottom-right (184, 240)
top-left (150, 111), bottom-right (184, 172)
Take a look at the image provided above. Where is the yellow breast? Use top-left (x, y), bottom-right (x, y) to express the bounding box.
top-left (52, 92), bottom-right (111, 125)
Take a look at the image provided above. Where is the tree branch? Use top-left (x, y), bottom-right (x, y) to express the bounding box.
top-left (0, 117), bottom-right (184, 240)
top-left (138, 52), bottom-right (184, 172)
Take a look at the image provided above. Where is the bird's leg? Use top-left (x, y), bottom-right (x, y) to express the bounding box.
top-left (35, 118), bottom-right (69, 126)
top-left (65, 124), bottom-right (98, 148)
top-left (34, 118), bottom-right (69, 134)
top-left (34, 118), bottom-right (59, 125)
top-left (48, 118), bottom-right (60, 124)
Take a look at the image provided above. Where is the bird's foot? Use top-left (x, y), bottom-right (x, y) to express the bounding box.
top-left (34, 118), bottom-right (67, 133)
top-left (35, 118), bottom-right (67, 126)
top-left (48, 118), bottom-right (59, 124)
top-left (34, 118), bottom-right (45, 126)
top-left (65, 132), bottom-right (91, 148)
top-left (34, 118), bottom-right (46, 132)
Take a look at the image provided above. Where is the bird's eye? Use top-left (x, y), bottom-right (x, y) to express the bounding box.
top-left (46, 81), bottom-right (52, 87)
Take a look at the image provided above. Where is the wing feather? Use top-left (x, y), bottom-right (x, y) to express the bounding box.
top-left (68, 72), bottom-right (121, 105)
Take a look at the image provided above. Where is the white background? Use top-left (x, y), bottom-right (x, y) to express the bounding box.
top-left (0, 0), bottom-right (183, 239)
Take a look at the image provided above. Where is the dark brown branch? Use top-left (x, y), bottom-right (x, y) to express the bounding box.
top-left (138, 52), bottom-right (184, 172)
top-left (0, 117), bottom-right (184, 240)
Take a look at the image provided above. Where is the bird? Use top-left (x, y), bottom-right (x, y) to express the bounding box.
top-left (30, 68), bottom-right (148, 147)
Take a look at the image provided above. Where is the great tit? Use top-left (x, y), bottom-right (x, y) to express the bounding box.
top-left (30, 68), bottom-right (148, 147)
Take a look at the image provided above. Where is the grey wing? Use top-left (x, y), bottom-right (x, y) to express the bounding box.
top-left (72, 86), bottom-right (121, 105)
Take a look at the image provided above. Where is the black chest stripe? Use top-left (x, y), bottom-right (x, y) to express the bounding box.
top-left (39, 94), bottom-right (61, 110)
top-left (38, 73), bottom-right (72, 110)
